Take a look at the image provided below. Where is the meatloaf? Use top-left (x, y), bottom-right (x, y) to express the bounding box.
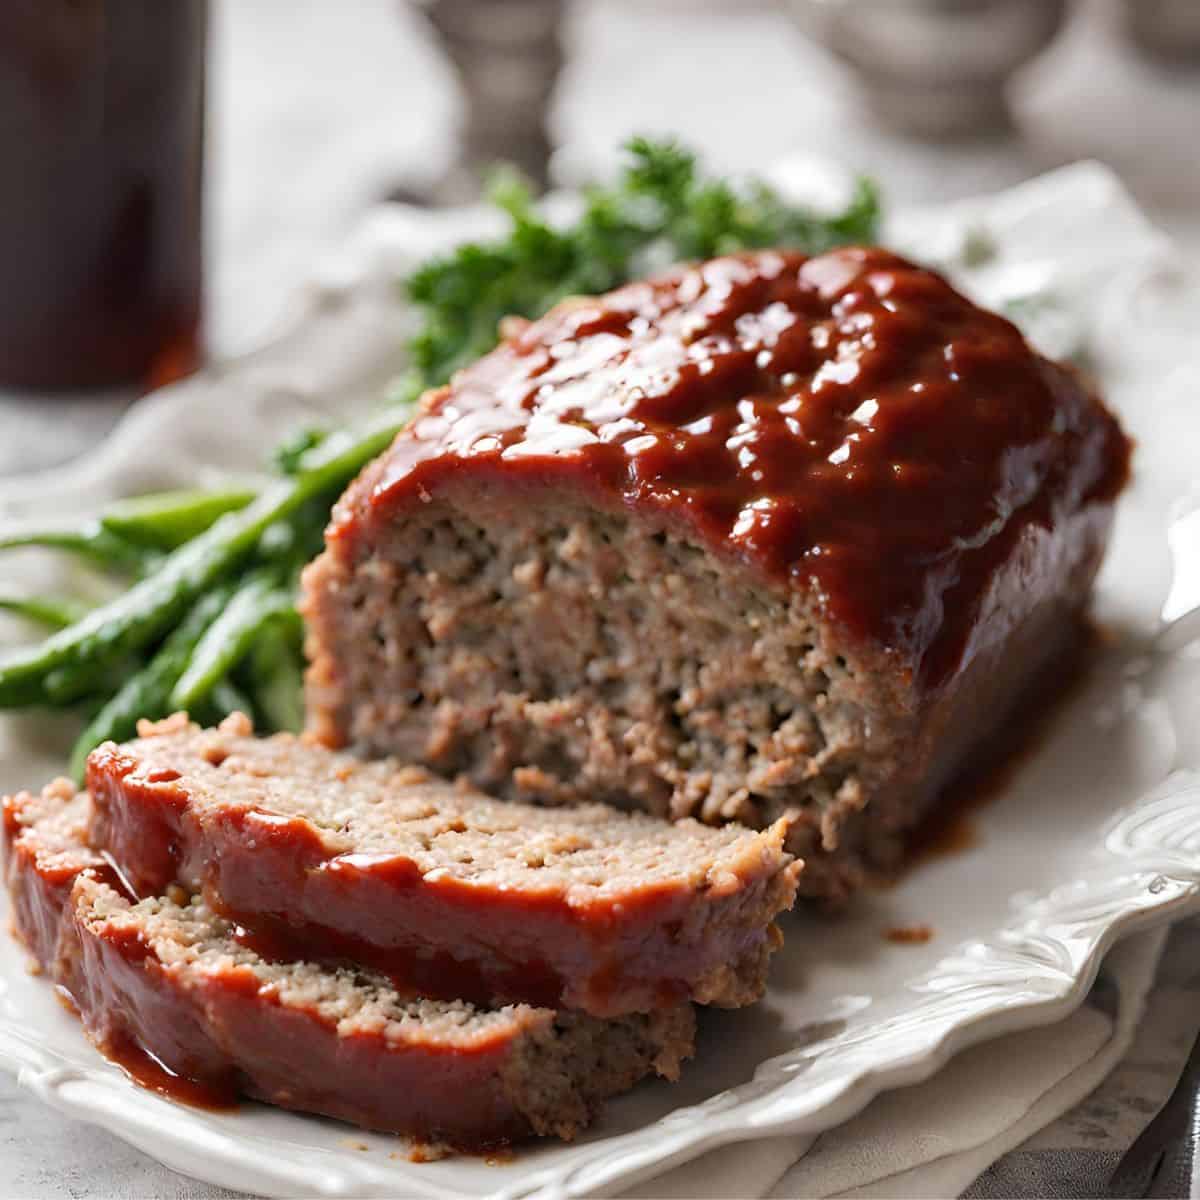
top-left (303, 246), bottom-right (1131, 900)
top-left (84, 712), bottom-right (800, 1017)
top-left (2, 782), bottom-right (694, 1148)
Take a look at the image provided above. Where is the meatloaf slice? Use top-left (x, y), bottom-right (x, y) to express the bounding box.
top-left (302, 246), bottom-right (1131, 901)
top-left (2, 783), bottom-right (694, 1149)
top-left (2, 778), bottom-right (106, 967)
top-left (83, 712), bottom-right (800, 1017)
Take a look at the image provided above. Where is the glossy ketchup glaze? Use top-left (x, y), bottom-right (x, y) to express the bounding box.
top-left (101, 1035), bottom-right (238, 1112)
top-left (84, 736), bottom-right (796, 1017)
top-left (347, 248), bottom-right (1130, 686)
top-left (226, 903), bottom-right (567, 1012)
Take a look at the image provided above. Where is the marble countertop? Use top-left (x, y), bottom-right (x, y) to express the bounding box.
top-left (2, 1), bottom-right (1198, 1195)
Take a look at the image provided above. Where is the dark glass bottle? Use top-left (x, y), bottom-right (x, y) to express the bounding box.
top-left (0, 0), bottom-right (206, 391)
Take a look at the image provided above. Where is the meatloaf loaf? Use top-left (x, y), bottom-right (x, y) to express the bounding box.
top-left (303, 246), bottom-right (1131, 900)
top-left (2, 782), bottom-right (694, 1148)
top-left (85, 712), bottom-right (800, 1017)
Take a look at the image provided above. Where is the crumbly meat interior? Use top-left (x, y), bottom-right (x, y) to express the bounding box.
top-left (305, 497), bottom-right (903, 855)
top-left (78, 878), bottom-right (554, 1041)
top-left (105, 720), bottom-right (796, 902)
top-left (7, 772), bottom-right (696, 1146)
top-left (502, 1006), bottom-right (692, 1141)
top-left (73, 875), bottom-right (693, 1137)
top-left (6, 778), bottom-right (93, 865)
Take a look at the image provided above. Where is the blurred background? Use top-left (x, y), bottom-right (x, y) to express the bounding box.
top-left (2, 0), bottom-right (1199, 466)
top-left (205, 0), bottom-right (1200, 354)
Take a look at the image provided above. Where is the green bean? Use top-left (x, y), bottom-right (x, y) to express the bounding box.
top-left (101, 488), bottom-right (256, 551)
top-left (169, 575), bottom-right (296, 711)
top-left (287, 405), bottom-right (409, 478)
top-left (0, 405), bottom-right (412, 710)
top-left (0, 596), bottom-right (89, 630)
top-left (256, 496), bottom-right (330, 566)
top-left (67, 587), bottom-right (233, 780)
top-left (273, 426), bottom-right (328, 475)
top-left (243, 618), bottom-right (305, 733)
top-left (200, 677), bottom-right (256, 726)
top-left (0, 525), bottom-right (150, 573)
top-left (44, 657), bottom-right (134, 707)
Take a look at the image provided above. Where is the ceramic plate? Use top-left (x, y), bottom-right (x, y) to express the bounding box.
top-left (1, 164), bottom-right (1199, 1200)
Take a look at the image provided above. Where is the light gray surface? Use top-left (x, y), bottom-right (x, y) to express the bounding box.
top-left (1, 2), bottom-right (1198, 1196)
top-left (962, 920), bottom-right (1200, 1199)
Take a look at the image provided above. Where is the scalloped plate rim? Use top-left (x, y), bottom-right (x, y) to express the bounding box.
top-left (0, 846), bottom-right (1197, 1200)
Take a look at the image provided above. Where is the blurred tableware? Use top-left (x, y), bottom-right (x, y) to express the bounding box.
top-left (788, 0), bottom-right (1068, 138)
top-left (1122, 0), bottom-right (1200, 62)
top-left (0, 0), bottom-right (206, 392)
top-left (400, 0), bottom-right (563, 205)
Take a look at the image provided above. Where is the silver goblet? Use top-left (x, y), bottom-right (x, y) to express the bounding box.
top-left (400, 0), bottom-right (564, 205)
top-left (788, 0), bottom-right (1070, 139)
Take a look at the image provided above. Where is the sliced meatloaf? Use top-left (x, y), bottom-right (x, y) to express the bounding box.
top-left (2, 782), bottom-right (694, 1148)
top-left (302, 246), bottom-right (1131, 900)
top-left (84, 712), bottom-right (800, 1017)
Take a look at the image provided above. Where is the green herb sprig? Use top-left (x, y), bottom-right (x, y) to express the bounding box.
top-left (396, 136), bottom-right (879, 402)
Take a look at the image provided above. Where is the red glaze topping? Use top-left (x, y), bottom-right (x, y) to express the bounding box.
top-left (350, 247), bottom-right (1129, 683)
top-left (85, 738), bottom-right (795, 1017)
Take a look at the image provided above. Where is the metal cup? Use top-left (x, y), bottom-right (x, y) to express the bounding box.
top-left (788, 0), bottom-right (1069, 139)
top-left (1121, 0), bottom-right (1200, 61)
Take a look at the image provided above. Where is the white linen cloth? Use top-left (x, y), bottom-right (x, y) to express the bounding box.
top-left (626, 928), bottom-right (1167, 1199)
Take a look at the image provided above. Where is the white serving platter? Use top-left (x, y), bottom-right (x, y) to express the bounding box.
top-left (0, 162), bottom-right (1198, 1199)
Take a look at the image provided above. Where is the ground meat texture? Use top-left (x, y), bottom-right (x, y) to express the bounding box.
top-left (1, 784), bottom-right (694, 1149)
top-left (84, 713), bottom-right (800, 1017)
top-left (302, 246), bottom-right (1131, 900)
top-left (2, 780), bottom-right (108, 968)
